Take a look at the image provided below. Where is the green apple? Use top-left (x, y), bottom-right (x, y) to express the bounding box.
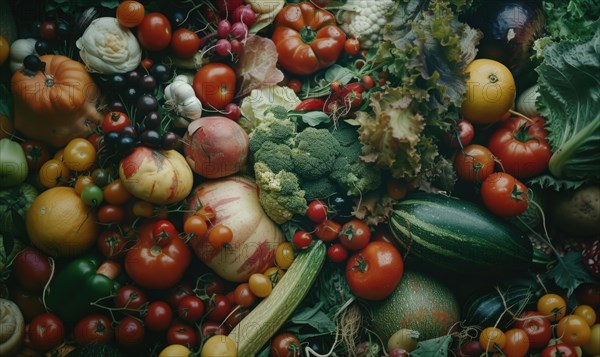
top-left (0, 138), bottom-right (28, 187)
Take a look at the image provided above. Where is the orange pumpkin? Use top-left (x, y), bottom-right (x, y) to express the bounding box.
top-left (11, 55), bottom-right (102, 148)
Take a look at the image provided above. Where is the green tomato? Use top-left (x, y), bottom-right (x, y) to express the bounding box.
top-left (0, 138), bottom-right (28, 187)
top-left (81, 185), bottom-right (103, 207)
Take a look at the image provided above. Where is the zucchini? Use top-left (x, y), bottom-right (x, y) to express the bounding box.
top-left (228, 240), bottom-right (326, 355)
top-left (389, 193), bottom-right (533, 275)
top-left (463, 285), bottom-right (539, 329)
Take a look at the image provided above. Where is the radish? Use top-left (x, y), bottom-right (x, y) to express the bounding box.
top-left (229, 22), bottom-right (248, 41)
top-left (232, 5), bottom-right (257, 27)
top-left (217, 19), bottom-right (231, 39)
top-left (215, 39), bottom-right (232, 57)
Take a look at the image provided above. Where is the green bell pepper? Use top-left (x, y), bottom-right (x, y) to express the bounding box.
top-left (45, 256), bottom-right (120, 324)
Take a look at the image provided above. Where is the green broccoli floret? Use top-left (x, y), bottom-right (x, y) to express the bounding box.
top-left (330, 126), bottom-right (382, 196)
top-left (291, 128), bottom-right (341, 179)
top-left (264, 105), bottom-right (290, 120)
top-left (302, 177), bottom-right (339, 201)
top-left (254, 141), bottom-right (294, 173)
top-left (248, 114), bottom-right (296, 154)
top-left (254, 162), bottom-right (307, 224)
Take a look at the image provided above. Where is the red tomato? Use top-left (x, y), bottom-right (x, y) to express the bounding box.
top-left (125, 221), bottom-right (192, 290)
top-left (193, 62), bottom-right (236, 110)
top-left (270, 332), bottom-right (301, 357)
top-left (74, 314), bottom-right (113, 345)
top-left (115, 316), bottom-right (145, 348)
top-left (137, 13), bottom-right (172, 51)
top-left (315, 219), bottom-right (342, 242)
top-left (540, 343), bottom-right (577, 357)
top-left (28, 312), bottom-right (65, 351)
top-left (166, 282), bottom-right (194, 309)
top-left (114, 285), bottom-right (147, 311)
top-left (171, 28), bottom-right (201, 58)
top-left (103, 179), bottom-right (132, 206)
top-left (344, 38), bottom-right (361, 56)
top-left (481, 172), bottom-right (529, 217)
top-left (177, 295), bottom-right (205, 322)
top-left (443, 119), bottom-right (475, 149)
top-left (12, 247), bottom-right (51, 294)
top-left (513, 311), bottom-right (552, 349)
top-left (487, 115), bottom-right (552, 178)
top-left (97, 229), bottom-right (127, 260)
top-left (97, 204), bottom-right (125, 225)
top-left (200, 321), bottom-right (229, 339)
top-left (152, 219), bottom-right (178, 247)
top-left (272, 2), bottom-right (346, 75)
top-left (502, 328), bottom-right (529, 357)
top-left (233, 283), bottom-right (257, 308)
top-left (144, 301), bottom-right (173, 332)
top-left (206, 294), bottom-right (232, 322)
top-left (339, 219), bottom-right (371, 251)
top-left (166, 323), bottom-right (198, 347)
top-left (454, 144), bottom-right (496, 182)
top-left (345, 241), bottom-right (404, 300)
top-left (20, 140), bottom-right (51, 171)
top-left (327, 243), bottom-right (348, 263)
top-left (102, 112), bottom-right (131, 133)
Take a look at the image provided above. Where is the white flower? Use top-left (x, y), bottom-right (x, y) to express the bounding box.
top-left (76, 17), bottom-right (141, 74)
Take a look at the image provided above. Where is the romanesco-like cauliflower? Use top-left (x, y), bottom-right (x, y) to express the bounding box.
top-left (254, 162), bottom-right (307, 224)
top-left (339, 0), bottom-right (397, 48)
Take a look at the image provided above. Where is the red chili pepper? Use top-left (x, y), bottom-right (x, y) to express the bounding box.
top-left (294, 98), bottom-right (326, 111)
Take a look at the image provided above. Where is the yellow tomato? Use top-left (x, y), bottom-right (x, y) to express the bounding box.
top-left (39, 159), bottom-right (71, 188)
top-left (201, 335), bottom-right (238, 357)
top-left (556, 314), bottom-right (592, 346)
top-left (460, 59), bottom-right (516, 125)
top-left (0, 35), bottom-right (9, 66)
top-left (275, 242), bottom-right (295, 269)
top-left (537, 293), bottom-right (567, 322)
top-left (63, 138), bottom-right (96, 172)
top-left (159, 344), bottom-right (191, 357)
top-left (479, 327), bottom-right (506, 352)
top-left (574, 304), bottom-right (597, 326)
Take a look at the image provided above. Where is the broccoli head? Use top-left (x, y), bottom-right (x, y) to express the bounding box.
top-left (254, 162), bottom-right (307, 224)
top-left (330, 125), bottom-right (381, 196)
top-left (302, 177), bottom-right (339, 201)
top-left (291, 128), bottom-right (341, 179)
top-left (254, 141), bottom-right (294, 173)
top-left (248, 114), bottom-right (296, 154)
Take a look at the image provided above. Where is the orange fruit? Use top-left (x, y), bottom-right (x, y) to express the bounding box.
top-left (26, 186), bottom-right (98, 257)
top-left (461, 59), bottom-right (516, 125)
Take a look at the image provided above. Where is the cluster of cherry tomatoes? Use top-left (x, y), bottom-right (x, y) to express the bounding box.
top-left (459, 292), bottom-right (600, 356)
top-left (449, 113), bottom-right (552, 218)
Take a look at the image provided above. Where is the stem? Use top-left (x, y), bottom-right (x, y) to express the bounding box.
top-left (549, 111), bottom-right (600, 177)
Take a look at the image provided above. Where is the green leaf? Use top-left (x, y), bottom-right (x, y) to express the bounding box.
top-left (289, 302), bottom-right (335, 329)
top-left (324, 65), bottom-right (356, 85)
top-left (301, 111), bottom-right (330, 127)
top-left (536, 28), bottom-right (600, 180)
top-left (411, 335), bottom-right (453, 357)
top-left (527, 174), bottom-right (586, 191)
top-left (544, 252), bottom-right (599, 296)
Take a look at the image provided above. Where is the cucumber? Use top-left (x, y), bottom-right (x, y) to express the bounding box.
top-left (228, 240), bottom-right (326, 356)
top-left (389, 193), bottom-right (533, 275)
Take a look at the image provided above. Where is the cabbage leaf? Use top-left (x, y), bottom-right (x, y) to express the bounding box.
top-left (535, 27), bottom-right (600, 180)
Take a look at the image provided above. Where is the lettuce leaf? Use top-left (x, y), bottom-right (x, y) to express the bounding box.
top-left (348, 0), bottom-right (481, 179)
top-left (535, 28), bottom-right (600, 180)
top-left (541, 0), bottom-right (600, 42)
